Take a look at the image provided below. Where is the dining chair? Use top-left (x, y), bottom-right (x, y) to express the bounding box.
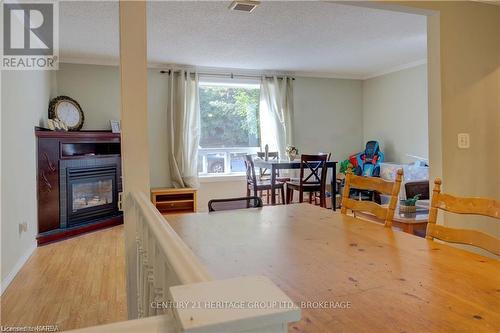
top-left (341, 169), bottom-right (403, 227)
top-left (208, 196), bottom-right (263, 212)
top-left (286, 154), bottom-right (328, 207)
top-left (426, 178), bottom-right (500, 256)
top-left (256, 151), bottom-right (290, 182)
top-left (256, 151), bottom-right (279, 180)
top-left (245, 155), bottom-right (286, 204)
top-left (314, 152), bottom-right (332, 206)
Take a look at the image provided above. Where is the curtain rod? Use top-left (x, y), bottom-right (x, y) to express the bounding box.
top-left (159, 70), bottom-right (295, 80)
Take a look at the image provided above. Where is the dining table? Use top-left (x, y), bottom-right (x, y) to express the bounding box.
top-left (253, 158), bottom-right (338, 209)
top-left (166, 204), bottom-right (500, 333)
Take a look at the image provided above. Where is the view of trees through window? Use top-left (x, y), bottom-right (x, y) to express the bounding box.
top-left (198, 83), bottom-right (261, 175)
top-left (199, 84), bottom-right (261, 148)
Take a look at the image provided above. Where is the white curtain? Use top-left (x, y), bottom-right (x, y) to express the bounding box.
top-left (259, 76), bottom-right (294, 159)
top-left (167, 70), bottom-right (200, 188)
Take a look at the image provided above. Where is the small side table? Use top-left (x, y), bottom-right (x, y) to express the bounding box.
top-left (151, 188), bottom-right (197, 215)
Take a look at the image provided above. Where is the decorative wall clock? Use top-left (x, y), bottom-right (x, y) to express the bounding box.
top-left (48, 96), bottom-right (84, 131)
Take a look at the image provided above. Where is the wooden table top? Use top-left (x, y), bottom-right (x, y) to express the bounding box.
top-left (166, 204), bottom-right (500, 333)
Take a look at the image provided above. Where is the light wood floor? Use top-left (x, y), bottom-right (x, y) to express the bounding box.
top-left (1, 225), bottom-right (127, 331)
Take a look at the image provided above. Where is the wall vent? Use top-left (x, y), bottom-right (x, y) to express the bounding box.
top-left (229, 1), bottom-right (260, 13)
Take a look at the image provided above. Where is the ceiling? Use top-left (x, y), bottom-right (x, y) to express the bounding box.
top-left (60, 1), bottom-right (427, 79)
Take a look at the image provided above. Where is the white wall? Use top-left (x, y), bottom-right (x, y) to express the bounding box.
top-left (362, 64), bottom-right (428, 163)
top-left (1, 70), bottom-right (55, 291)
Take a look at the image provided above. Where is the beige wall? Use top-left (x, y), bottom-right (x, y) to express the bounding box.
top-left (57, 63), bottom-right (120, 130)
top-left (293, 77), bottom-right (364, 164)
top-left (397, 2), bottom-right (500, 241)
top-left (53, 65), bottom-right (367, 200)
top-left (55, 63), bottom-right (169, 187)
top-left (362, 64), bottom-right (428, 163)
top-left (1, 70), bottom-right (55, 290)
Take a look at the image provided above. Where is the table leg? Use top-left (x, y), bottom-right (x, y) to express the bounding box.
top-left (271, 165), bottom-right (276, 205)
top-left (331, 164), bottom-right (336, 211)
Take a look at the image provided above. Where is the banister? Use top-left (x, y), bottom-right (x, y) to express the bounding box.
top-left (69, 191), bottom-right (300, 332)
top-left (128, 191), bottom-right (212, 285)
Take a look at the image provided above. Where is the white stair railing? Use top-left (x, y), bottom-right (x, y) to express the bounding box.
top-left (129, 191), bottom-right (212, 318)
top-left (70, 191), bottom-right (300, 333)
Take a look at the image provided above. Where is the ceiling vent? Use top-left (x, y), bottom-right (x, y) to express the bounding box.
top-left (229, 1), bottom-right (260, 13)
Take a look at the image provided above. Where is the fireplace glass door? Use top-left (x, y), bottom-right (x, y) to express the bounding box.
top-left (67, 166), bottom-right (118, 226)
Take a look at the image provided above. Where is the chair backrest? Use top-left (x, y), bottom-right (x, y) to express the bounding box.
top-left (244, 155), bottom-right (257, 186)
top-left (299, 154), bottom-right (328, 188)
top-left (257, 151), bottom-right (279, 179)
top-left (208, 196), bottom-right (263, 212)
top-left (318, 152), bottom-right (332, 161)
top-left (257, 151), bottom-right (279, 160)
top-left (426, 178), bottom-right (500, 256)
top-left (341, 169), bottom-right (403, 227)
top-left (405, 180), bottom-right (430, 200)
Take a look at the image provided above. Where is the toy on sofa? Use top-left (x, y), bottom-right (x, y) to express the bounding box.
top-left (349, 141), bottom-right (384, 177)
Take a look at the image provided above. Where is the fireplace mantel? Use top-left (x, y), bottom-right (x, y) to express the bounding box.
top-left (35, 127), bottom-right (123, 245)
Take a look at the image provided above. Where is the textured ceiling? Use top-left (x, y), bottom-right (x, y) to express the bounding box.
top-left (60, 1), bottom-right (427, 78)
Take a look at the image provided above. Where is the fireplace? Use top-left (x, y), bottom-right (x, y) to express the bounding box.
top-left (36, 128), bottom-right (123, 245)
top-left (66, 165), bottom-right (118, 227)
top-left (59, 156), bottom-right (122, 229)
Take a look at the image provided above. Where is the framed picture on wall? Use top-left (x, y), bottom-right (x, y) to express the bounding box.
top-left (110, 120), bottom-right (121, 133)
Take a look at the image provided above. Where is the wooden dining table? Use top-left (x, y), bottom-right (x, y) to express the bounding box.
top-left (167, 204), bottom-right (500, 333)
top-left (253, 158), bottom-right (338, 209)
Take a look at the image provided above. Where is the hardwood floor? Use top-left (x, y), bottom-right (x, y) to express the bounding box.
top-left (1, 226), bottom-right (127, 331)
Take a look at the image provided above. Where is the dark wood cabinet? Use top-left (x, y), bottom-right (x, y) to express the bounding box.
top-left (35, 128), bottom-right (123, 245)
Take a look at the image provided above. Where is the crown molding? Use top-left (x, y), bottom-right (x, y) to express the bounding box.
top-left (60, 56), bottom-right (426, 81)
top-left (362, 59), bottom-right (427, 80)
top-left (60, 56), bottom-right (120, 67)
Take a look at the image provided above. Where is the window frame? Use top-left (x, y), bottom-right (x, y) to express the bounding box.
top-left (198, 78), bottom-right (262, 177)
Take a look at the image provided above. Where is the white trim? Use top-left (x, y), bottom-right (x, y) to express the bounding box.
top-left (59, 58), bottom-right (366, 80)
top-left (60, 57), bottom-right (120, 67)
top-left (59, 58), bottom-right (428, 81)
top-left (199, 174), bottom-right (247, 183)
top-left (362, 59), bottom-right (427, 80)
top-left (293, 70), bottom-right (365, 80)
top-left (1, 241), bottom-right (36, 295)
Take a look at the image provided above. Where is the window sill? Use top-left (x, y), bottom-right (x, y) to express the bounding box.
top-left (198, 174), bottom-right (247, 183)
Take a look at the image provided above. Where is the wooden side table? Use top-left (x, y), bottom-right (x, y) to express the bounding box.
top-left (151, 188), bottom-right (197, 215)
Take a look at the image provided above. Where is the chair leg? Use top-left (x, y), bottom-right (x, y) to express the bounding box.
top-left (308, 192), bottom-right (312, 203)
top-left (286, 188), bottom-right (292, 204)
top-left (267, 190), bottom-right (270, 204)
top-left (299, 190), bottom-right (303, 203)
top-left (281, 187), bottom-right (286, 205)
top-left (247, 188), bottom-right (251, 197)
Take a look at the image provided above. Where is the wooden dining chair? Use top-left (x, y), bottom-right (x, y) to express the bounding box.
top-left (286, 154), bottom-right (328, 207)
top-left (208, 196), bottom-right (263, 212)
top-left (426, 178), bottom-right (500, 256)
top-left (245, 155), bottom-right (286, 204)
top-left (341, 169), bottom-right (403, 227)
top-left (256, 151), bottom-right (279, 180)
top-left (314, 152), bottom-right (332, 205)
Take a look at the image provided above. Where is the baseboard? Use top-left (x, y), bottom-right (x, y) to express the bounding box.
top-left (1, 241), bottom-right (37, 295)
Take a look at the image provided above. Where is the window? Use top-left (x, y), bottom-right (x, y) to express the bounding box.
top-left (198, 80), bottom-right (261, 175)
